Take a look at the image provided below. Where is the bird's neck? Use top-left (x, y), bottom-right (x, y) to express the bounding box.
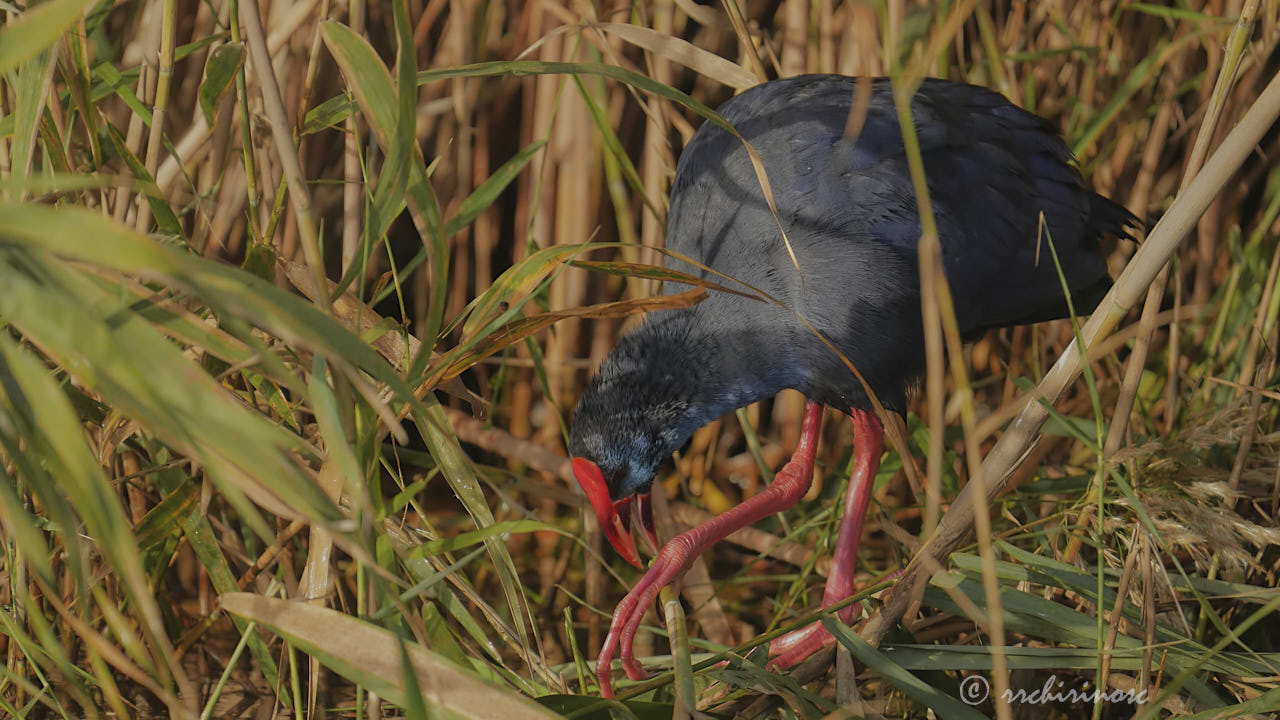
top-left (602, 307), bottom-right (800, 450)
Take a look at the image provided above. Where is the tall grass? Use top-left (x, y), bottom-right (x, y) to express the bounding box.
top-left (1, 1), bottom-right (1278, 718)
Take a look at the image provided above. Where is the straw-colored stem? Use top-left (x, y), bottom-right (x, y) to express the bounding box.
top-left (341, 0), bottom-right (365, 274)
top-left (239, 0), bottom-right (329, 313)
top-left (227, 0), bottom-right (262, 244)
top-left (135, 0), bottom-right (175, 233)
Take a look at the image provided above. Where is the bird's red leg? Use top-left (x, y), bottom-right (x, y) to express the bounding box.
top-left (595, 401), bottom-right (825, 697)
top-left (767, 408), bottom-right (883, 669)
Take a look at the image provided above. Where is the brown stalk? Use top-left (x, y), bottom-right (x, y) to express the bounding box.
top-left (341, 1), bottom-right (365, 274)
top-left (240, 0), bottom-right (330, 313)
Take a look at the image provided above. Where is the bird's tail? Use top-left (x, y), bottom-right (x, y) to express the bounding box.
top-left (1068, 193), bottom-right (1139, 316)
top-left (1088, 193), bottom-right (1141, 241)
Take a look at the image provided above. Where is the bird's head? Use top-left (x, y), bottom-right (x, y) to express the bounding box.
top-left (569, 315), bottom-right (708, 567)
top-left (569, 385), bottom-right (691, 569)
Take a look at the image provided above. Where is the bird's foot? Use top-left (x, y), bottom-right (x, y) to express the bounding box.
top-left (765, 407), bottom-right (887, 672)
top-left (595, 541), bottom-right (692, 697)
top-left (765, 602), bottom-right (861, 669)
top-left (594, 441), bottom-right (822, 696)
top-left (593, 401), bottom-right (825, 697)
top-left (766, 565), bottom-right (905, 671)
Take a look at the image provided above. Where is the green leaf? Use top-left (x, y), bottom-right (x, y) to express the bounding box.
top-left (241, 240), bottom-right (277, 282)
top-left (460, 243), bottom-right (591, 338)
top-left (319, 21), bottom-right (396, 151)
top-left (198, 41), bottom-right (245, 127)
top-left (410, 519), bottom-right (568, 557)
top-left (825, 618), bottom-right (989, 720)
top-left (101, 121), bottom-right (184, 238)
top-left (302, 93), bottom-right (355, 134)
top-left (93, 61), bottom-right (151, 122)
top-left (134, 481), bottom-right (199, 555)
top-left (444, 139), bottom-right (546, 237)
top-left (10, 47), bottom-right (56, 189)
top-left (0, 0), bottom-right (95, 74)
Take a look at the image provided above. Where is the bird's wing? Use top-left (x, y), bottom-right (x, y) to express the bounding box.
top-left (903, 79), bottom-right (1131, 332)
top-left (804, 76), bottom-right (1131, 332)
top-left (665, 75), bottom-right (1133, 334)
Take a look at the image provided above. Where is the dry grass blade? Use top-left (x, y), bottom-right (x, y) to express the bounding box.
top-left (591, 22), bottom-right (758, 90)
top-left (221, 593), bottom-right (561, 719)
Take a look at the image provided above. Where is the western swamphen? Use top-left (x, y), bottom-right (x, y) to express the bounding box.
top-left (569, 75), bottom-right (1134, 697)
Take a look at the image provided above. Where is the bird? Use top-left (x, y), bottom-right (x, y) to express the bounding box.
top-left (568, 74), bottom-right (1135, 698)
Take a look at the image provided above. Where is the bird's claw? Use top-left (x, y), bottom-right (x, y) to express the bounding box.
top-left (766, 603), bottom-right (860, 670)
top-left (596, 552), bottom-right (687, 697)
top-left (621, 654), bottom-right (650, 681)
top-left (594, 403), bottom-right (826, 697)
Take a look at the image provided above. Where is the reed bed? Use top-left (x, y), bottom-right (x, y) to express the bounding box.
top-left (1, 1), bottom-right (1279, 718)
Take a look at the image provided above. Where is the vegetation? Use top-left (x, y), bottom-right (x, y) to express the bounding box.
top-left (0, 0), bottom-right (1278, 718)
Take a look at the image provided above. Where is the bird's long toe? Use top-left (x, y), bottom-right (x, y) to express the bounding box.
top-left (595, 659), bottom-right (615, 698)
top-left (617, 607), bottom-right (646, 680)
top-left (620, 647), bottom-right (649, 681)
top-left (767, 595), bottom-right (864, 669)
top-left (596, 622), bottom-right (625, 697)
top-left (767, 623), bottom-right (836, 670)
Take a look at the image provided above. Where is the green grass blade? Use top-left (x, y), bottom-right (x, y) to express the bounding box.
top-left (825, 617), bottom-right (988, 720)
top-left (0, 0), bottom-right (94, 74)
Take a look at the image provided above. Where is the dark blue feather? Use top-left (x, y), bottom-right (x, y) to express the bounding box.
top-left (570, 75), bottom-right (1135, 501)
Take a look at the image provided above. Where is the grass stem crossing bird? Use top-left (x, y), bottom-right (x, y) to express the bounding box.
top-left (568, 75), bottom-right (1135, 698)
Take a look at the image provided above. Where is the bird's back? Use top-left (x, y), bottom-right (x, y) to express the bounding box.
top-left (663, 75), bottom-right (1132, 410)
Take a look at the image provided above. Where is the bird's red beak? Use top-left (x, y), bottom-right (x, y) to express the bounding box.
top-left (572, 458), bottom-right (656, 569)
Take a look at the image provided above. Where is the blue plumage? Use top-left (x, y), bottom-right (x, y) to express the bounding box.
top-left (570, 75), bottom-right (1135, 502)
